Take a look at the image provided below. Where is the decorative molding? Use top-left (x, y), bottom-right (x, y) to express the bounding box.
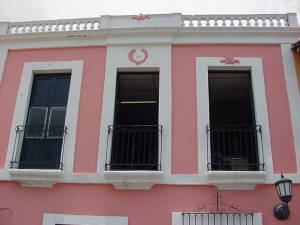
top-left (104, 171), bottom-right (163, 190)
top-left (128, 48), bottom-right (148, 65)
top-left (9, 169), bottom-right (63, 187)
top-left (132, 14), bottom-right (150, 21)
top-left (206, 171), bottom-right (266, 190)
top-left (220, 56), bottom-right (240, 64)
top-left (43, 213), bottom-right (128, 225)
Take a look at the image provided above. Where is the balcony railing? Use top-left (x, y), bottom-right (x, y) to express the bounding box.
top-left (183, 213), bottom-right (255, 225)
top-left (10, 125), bottom-right (67, 169)
top-left (105, 125), bottom-right (162, 171)
top-left (206, 124), bottom-right (264, 171)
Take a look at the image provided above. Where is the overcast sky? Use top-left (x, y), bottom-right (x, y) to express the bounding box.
top-left (0, 0), bottom-right (299, 22)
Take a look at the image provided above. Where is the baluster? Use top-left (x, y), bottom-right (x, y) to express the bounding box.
top-left (214, 18), bottom-right (218, 27)
top-left (20, 26), bottom-right (25, 33)
top-left (222, 17), bottom-right (226, 27)
top-left (254, 17), bottom-right (259, 27)
top-left (181, 18), bottom-right (185, 26)
top-left (54, 23), bottom-right (59, 32)
top-left (61, 23), bottom-right (65, 31)
top-left (262, 17), bottom-right (266, 27)
top-left (281, 18), bottom-right (287, 27)
top-left (189, 17), bottom-right (193, 27)
top-left (230, 18), bottom-right (234, 27)
top-left (28, 24), bottom-right (33, 33)
top-left (238, 17), bottom-right (243, 26)
top-left (270, 18), bottom-right (275, 27)
top-left (7, 26), bottom-right (13, 34)
top-left (206, 18), bottom-right (210, 27)
top-left (283, 17), bottom-right (288, 27)
top-left (246, 17), bottom-right (250, 27)
top-left (40, 24), bottom-right (45, 32)
top-left (83, 22), bottom-right (87, 30)
top-left (197, 18), bottom-right (202, 27)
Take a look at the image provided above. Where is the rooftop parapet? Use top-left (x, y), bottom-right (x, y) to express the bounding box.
top-left (0, 13), bottom-right (298, 35)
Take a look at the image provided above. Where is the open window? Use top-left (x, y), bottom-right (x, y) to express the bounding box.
top-left (12, 74), bottom-right (70, 169)
top-left (105, 71), bottom-right (162, 171)
top-left (207, 71), bottom-right (261, 171)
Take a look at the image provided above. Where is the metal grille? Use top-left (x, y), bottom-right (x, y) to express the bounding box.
top-left (206, 124), bottom-right (264, 171)
top-left (10, 125), bottom-right (67, 169)
top-left (183, 213), bottom-right (254, 225)
top-left (105, 125), bottom-right (162, 170)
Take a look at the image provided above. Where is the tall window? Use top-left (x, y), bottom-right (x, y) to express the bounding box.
top-left (18, 74), bottom-right (70, 169)
top-left (106, 71), bottom-right (161, 170)
top-left (207, 71), bottom-right (260, 171)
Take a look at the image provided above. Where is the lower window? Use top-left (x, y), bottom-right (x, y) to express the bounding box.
top-left (11, 74), bottom-right (70, 169)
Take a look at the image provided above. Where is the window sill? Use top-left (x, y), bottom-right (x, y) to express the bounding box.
top-left (206, 171), bottom-right (266, 190)
top-left (9, 169), bottom-right (63, 187)
top-left (104, 170), bottom-right (163, 190)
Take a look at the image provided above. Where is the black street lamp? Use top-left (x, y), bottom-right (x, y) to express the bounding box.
top-left (273, 173), bottom-right (293, 220)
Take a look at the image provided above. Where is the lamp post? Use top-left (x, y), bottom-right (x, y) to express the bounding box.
top-left (273, 173), bottom-right (293, 220)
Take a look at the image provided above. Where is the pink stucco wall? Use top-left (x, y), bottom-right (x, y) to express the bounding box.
top-left (171, 45), bottom-right (297, 174)
top-left (0, 47), bottom-right (106, 173)
top-left (0, 182), bottom-right (299, 225)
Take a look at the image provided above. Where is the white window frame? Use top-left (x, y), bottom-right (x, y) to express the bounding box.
top-left (196, 57), bottom-right (272, 189)
top-left (5, 61), bottom-right (84, 187)
top-left (43, 213), bottom-right (128, 225)
top-left (98, 45), bottom-right (172, 190)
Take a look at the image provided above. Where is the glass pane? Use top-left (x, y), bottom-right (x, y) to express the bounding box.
top-left (48, 107), bottom-right (67, 138)
top-left (25, 107), bottom-right (48, 138)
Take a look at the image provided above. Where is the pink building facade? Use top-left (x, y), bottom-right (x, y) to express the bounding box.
top-left (0, 13), bottom-right (299, 225)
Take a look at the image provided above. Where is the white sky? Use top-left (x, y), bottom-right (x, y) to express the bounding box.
top-left (0, 0), bottom-right (299, 22)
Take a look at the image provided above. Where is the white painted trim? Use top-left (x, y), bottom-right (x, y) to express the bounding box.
top-left (0, 44), bottom-right (8, 85)
top-left (98, 44), bottom-right (172, 185)
top-left (43, 213), bottom-right (128, 225)
top-left (196, 57), bottom-right (273, 187)
top-left (281, 44), bottom-right (300, 172)
top-left (5, 61), bottom-right (84, 186)
top-left (172, 212), bottom-right (263, 225)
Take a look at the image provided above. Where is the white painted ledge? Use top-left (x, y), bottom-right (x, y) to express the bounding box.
top-left (9, 169), bottom-right (63, 187)
top-left (104, 170), bottom-right (163, 190)
top-left (206, 171), bottom-right (266, 190)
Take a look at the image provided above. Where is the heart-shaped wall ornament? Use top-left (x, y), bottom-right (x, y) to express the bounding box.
top-left (128, 49), bottom-right (148, 65)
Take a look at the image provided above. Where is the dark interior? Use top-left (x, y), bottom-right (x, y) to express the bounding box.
top-left (110, 71), bottom-right (160, 170)
top-left (208, 71), bottom-right (259, 171)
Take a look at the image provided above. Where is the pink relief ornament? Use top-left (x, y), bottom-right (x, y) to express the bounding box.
top-left (220, 56), bottom-right (240, 64)
top-left (128, 49), bottom-right (148, 65)
top-left (132, 14), bottom-right (150, 21)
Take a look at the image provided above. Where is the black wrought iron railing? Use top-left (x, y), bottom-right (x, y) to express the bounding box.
top-left (183, 213), bottom-right (255, 225)
top-left (206, 124), bottom-right (264, 171)
top-left (10, 125), bottom-right (67, 169)
top-left (105, 125), bottom-right (162, 170)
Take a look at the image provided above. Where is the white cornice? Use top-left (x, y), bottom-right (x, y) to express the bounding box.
top-left (0, 26), bottom-right (299, 44)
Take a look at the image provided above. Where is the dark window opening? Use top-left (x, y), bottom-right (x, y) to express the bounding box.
top-left (208, 71), bottom-right (260, 171)
top-left (108, 71), bottom-right (160, 170)
top-left (17, 74), bottom-right (70, 169)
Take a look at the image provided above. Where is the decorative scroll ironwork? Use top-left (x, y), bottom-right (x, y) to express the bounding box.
top-left (183, 192), bottom-right (255, 225)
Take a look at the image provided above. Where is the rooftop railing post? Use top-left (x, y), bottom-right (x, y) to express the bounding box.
top-left (287, 13), bottom-right (299, 26)
top-left (0, 22), bottom-right (9, 34)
